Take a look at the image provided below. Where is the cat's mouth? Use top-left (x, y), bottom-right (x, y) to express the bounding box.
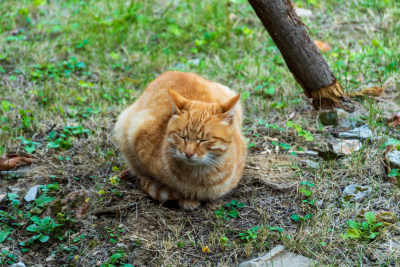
top-left (182, 157), bottom-right (203, 165)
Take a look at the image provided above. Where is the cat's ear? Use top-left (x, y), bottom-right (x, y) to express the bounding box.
top-left (220, 94), bottom-right (240, 124)
top-left (168, 89), bottom-right (189, 115)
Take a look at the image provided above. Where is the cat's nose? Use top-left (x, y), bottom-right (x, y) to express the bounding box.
top-left (185, 152), bottom-right (194, 159)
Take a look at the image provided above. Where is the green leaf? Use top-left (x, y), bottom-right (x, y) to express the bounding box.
top-left (370, 222), bottom-right (383, 231)
top-left (35, 194), bottom-right (54, 207)
top-left (368, 232), bottom-right (378, 239)
top-left (286, 121), bottom-right (294, 127)
top-left (1, 101), bottom-right (15, 112)
top-left (25, 144), bottom-right (36, 154)
top-left (39, 235), bottom-right (50, 243)
top-left (264, 86), bottom-right (275, 95)
top-left (279, 143), bottom-right (291, 150)
top-left (290, 214), bottom-right (301, 222)
top-left (241, 91), bottom-right (250, 102)
top-left (236, 202), bottom-right (245, 208)
top-left (388, 169), bottom-right (400, 178)
top-left (30, 215), bottom-right (41, 223)
top-left (7, 193), bottom-right (19, 201)
top-left (0, 229), bottom-right (11, 244)
top-left (347, 220), bottom-right (358, 229)
top-left (110, 253), bottom-right (123, 264)
top-left (227, 209), bottom-right (239, 218)
top-left (26, 224), bottom-right (40, 232)
top-left (346, 228), bottom-right (361, 239)
top-left (381, 138), bottom-right (400, 149)
top-left (364, 212), bottom-right (376, 224)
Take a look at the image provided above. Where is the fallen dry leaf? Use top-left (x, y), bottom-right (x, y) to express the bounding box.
top-left (350, 86), bottom-right (385, 97)
top-left (314, 40), bottom-right (331, 52)
top-left (0, 154), bottom-right (38, 171)
top-left (388, 112), bottom-right (400, 127)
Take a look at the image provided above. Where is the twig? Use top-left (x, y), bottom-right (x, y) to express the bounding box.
top-left (92, 201), bottom-right (139, 215)
top-left (45, 123), bottom-right (57, 134)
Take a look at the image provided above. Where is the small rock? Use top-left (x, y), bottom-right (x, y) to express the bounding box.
top-left (296, 8), bottom-right (313, 17)
top-left (341, 184), bottom-right (372, 203)
top-left (330, 139), bottom-right (361, 155)
top-left (304, 159), bottom-right (318, 169)
top-left (319, 109), bottom-right (361, 131)
top-left (305, 150), bottom-right (319, 156)
top-left (117, 243), bottom-right (128, 249)
top-left (46, 255), bottom-right (56, 262)
top-left (0, 194), bottom-right (6, 203)
top-left (24, 185), bottom-right (40, 202)
top-left (7, 186), bottom-right (23, 193)
top-left (239, 245), bottom-right (315, 267)
top-left (341, 158), bottom-right (351, 165)
top-left (338, 124), bottom-right (375, 141)
top-left (10, 262), bottom-right (26, 267)
top-left (386, 151), bottom-right (400, 169)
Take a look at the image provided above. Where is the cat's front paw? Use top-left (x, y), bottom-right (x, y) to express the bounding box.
top-left (178, 199), bottom-right (201, 210)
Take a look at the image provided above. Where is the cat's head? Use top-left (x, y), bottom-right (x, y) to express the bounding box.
top-left (166, 89), bottom-right (240, 167)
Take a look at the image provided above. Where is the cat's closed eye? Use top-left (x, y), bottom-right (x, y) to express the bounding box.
top-left (177, 135), bottom-right (186, 140)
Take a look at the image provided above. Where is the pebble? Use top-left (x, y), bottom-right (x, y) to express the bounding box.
top-left (46, 255), bottom-right (56, 262)
top-left (319, 109), bottom-right (361, 131)
top-left (296, 8), bottom-right (313, 17)
top-left (239, 245), bottom-right (315, 267)
top-left (338, 124), bottom-right (375, 141)
top-left (341, 184), bottom-right (372, 203)
top-left (386, 150), bottom-right (400, 169)
top-left (330, 139), bottom-right (361, 155)
top-left (24, 185), bottom-right (41, 202)
top-left (304, 159), bottom-right (318, 169)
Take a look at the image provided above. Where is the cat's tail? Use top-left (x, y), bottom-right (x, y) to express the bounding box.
top-left (138, 176), bottom-right (183, 202)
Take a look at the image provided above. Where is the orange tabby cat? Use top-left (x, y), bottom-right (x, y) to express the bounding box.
top-left (114, 71), bottom-right (245, 210)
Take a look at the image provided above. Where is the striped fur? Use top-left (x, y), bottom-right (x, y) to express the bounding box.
top-left (114, 71), bottom-right (246, 210)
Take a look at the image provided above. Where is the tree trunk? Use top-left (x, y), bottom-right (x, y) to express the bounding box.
top-left (248, 0), bottom-right (344, 109)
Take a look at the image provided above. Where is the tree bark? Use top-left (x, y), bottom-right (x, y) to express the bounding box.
top-left (248, 0), bottom-right (344, 109)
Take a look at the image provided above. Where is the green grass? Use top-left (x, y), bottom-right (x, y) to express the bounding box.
top-left (0, 0), bottom-right (400, 266)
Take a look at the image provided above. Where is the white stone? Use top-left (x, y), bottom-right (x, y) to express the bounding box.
top-left (386, 151), bottom-right (400, 169)
top-left (330, 139), bottom-right (361, 155)
top-left (341, 184), bottom-right (372, 203)
top-left (7, 186), bottom-right (23, 193)
top-left (24, 185), bottom-right (41, 202)
top-left (46, 255), bottom-right (56, 262)
top-left (296, 8), bottom-right (313, 17)
top-left (319, 109), bottom-right (361, 131)
top-left (304, 159), bottom-right (318, 169)
top-left (338, 124), bottom-right (375, 141)
top-left (10, 262), bottom-right (26, 267)
top-left (239, 245), bottom-right (315, 267)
